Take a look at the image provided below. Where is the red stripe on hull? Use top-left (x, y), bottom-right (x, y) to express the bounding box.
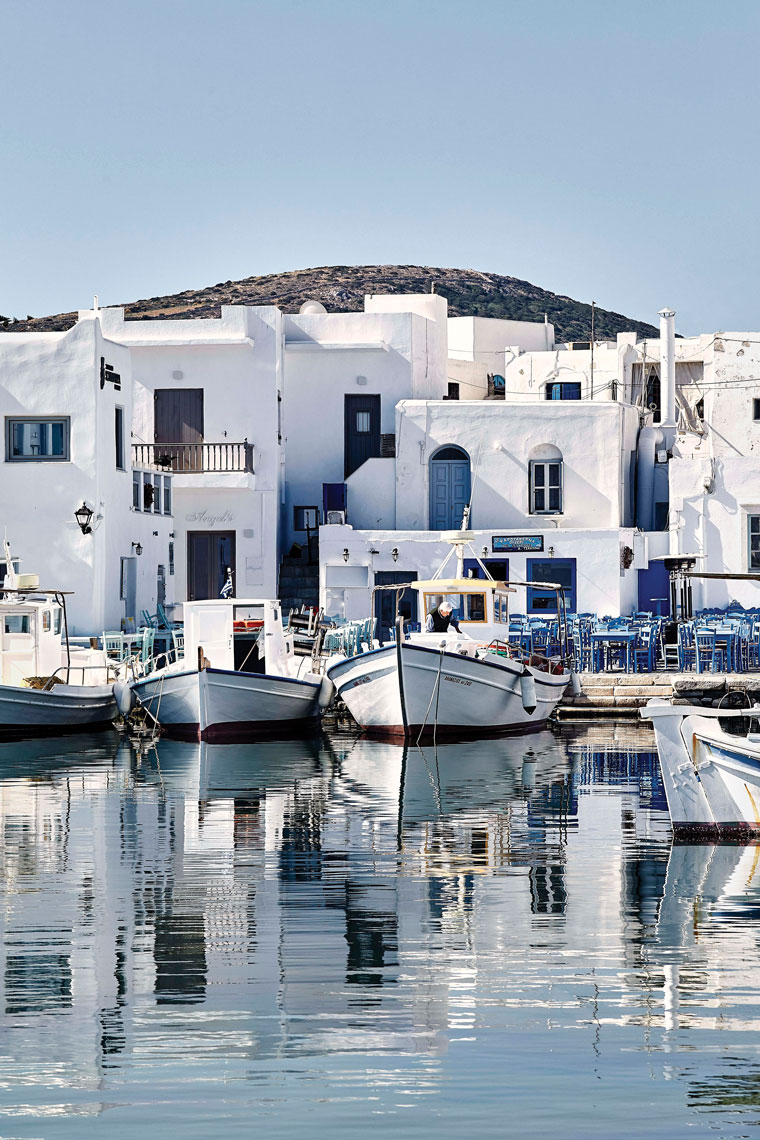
top-left (357, 719), bottom-right (550, 742)
top-left (200, 716), bottom-right (321, 743)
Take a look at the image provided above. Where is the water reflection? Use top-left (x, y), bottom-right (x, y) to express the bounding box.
top-left (0, 726), bottom-right (759, 1135)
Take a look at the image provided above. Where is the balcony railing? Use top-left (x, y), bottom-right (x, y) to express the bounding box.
top-left (132, 441), bottom-right (254, 474)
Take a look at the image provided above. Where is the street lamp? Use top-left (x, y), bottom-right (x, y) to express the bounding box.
top-left (74, 502), bottom-right (93, 535)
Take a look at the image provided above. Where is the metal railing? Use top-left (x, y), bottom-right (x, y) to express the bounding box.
top-left (131, 441), bottom-right (254, 474)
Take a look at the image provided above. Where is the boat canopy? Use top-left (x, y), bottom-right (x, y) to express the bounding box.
top-left (410, 578), bottom-right (514, 593)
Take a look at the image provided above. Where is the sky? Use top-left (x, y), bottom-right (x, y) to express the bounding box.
top-left (1, 0), bottom-right (758, 335)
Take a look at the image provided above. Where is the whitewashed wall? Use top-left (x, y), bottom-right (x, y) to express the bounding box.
top-left (0, 315), bottom-right (170, 633)
top-left (320, 525), bottom-right (639, 622)
top-left (392, 400), bottom-right (639, 531)
top-left (100, 306), bottom-right (283, 600)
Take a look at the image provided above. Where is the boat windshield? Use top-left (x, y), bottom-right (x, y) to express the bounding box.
top-left (424, 591), bottom-right (487, 624)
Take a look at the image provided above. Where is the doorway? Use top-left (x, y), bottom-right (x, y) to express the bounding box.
top-left (187, 531), bottom-right (236, 600)
top-left (374, 570), bottom-right (418, 641)
top-left (345, 394), bottom-right (381, 478)
top-left (120, 557), bottom-right (137, 627)
top-left (429, 446), bottom-right (471, 530)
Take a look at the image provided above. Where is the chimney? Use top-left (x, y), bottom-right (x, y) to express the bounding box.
top-left (659, 307), bottom-right (676, 428)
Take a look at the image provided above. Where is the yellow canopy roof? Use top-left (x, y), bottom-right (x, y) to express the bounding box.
top-left (412, 578), bottom-right (515, 593)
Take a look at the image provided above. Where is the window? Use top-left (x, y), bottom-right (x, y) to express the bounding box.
top-left (495, 591), bottom-right (510, 623)
top-left (42, 610), bottom-right (51, 632)
top-left (163, 476), bottom-right (172, 516)
top-left (530, 460), bottom-right (563, 514)
top-left (294, 506), bottom-right (319, 531)
top-left (356, 411), bottom-right (371, 433)
top-left (749, 516), bottom-right (760, 570)
top-left (133, 471), bottom-right (141, 510)
top-left (545, 382), bottom-right (581, 400)
top-left (152, 477), bottom-right (162, 514)
top-left (527, 558), bottom-right (577, 613)
top-left (447, 382), bottom-right (460, 400)
top-left (53, 609), bottom-right (62, 635)
top-left (143, 476), bottom-right (154, 512)
top-left (423, 591), bottom-right (487, 623)
top-left (754, 398), bottom-right (760, 422)
top-left (115, 407), bottom-right (125, 470)
top-left (4, 614), bottom-right (30, 633)
top-left (6, 417), bottom-right (69, 461)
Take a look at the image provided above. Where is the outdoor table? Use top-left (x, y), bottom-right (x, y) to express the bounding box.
top-left (590, 629), bottom-right (637, 673)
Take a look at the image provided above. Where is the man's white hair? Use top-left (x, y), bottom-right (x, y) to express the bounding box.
top-left (439, 601), bottom-right (453, 612)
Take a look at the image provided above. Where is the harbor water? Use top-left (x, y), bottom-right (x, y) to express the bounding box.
top-left (1, 724), bottom-right (760, 1138)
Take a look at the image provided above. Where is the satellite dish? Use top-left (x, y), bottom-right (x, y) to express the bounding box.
top-left (299, 300), bottom-right (327, 315)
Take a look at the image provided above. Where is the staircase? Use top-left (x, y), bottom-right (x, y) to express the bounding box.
top-left (278, 543), bottom-right (320, 616)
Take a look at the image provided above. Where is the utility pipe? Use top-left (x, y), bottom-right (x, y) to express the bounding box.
top-left (659, 308), bottom-right (676, 428)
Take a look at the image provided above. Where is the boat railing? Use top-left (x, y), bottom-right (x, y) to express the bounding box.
top-left (42, 664), bottom-right (118, 689)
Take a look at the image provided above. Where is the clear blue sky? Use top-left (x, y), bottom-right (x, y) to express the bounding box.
top-left (1, 0), bottom-right (757, 334)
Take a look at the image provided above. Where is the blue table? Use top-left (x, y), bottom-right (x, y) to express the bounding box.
top-left (590, 630), bottom-right (637, 673)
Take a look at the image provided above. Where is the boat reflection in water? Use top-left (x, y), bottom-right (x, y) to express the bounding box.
top-left (2, 726), bottom-right (760, 1135)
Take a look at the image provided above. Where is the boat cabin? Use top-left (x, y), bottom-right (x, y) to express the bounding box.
top-left (182, 599), bottom-right (295, 675)
top-left (409, 576), bottom-right (514, 644)
top-left (0, 594), bottom-right (64, 686)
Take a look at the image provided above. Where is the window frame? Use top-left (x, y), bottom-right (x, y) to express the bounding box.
top-left (529, 459), bottom-right (564, 515)
top-left (423, 591), bottom-right (488, 624)
top-left (294, 505), bottom-right (319, 531)
top-left (5, 416), bottom-right (70, 462)
top-left (163, 475), bottom-right (172, 516)
top-left (115, 406), bottom-right (125, 470)
top-left (526, 558), bottom-right (577, 614)
top-left (545, 382), bottom-right (581, 401)
top-left (749, 515), bottom-right (760, 571)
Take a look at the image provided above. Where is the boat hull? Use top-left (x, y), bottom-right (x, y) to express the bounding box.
top-left (645, 703), bottom-right (760, 837)
top-left (0, 681), bottom-right (117, 737)
top-left (328, 642), bottom-right (569, 739)
top-left (132, 667), bottom-right (321, 741)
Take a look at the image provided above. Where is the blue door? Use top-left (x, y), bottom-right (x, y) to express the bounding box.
top-left (637, 561), bottom-right (670, 616)
top-left (429, 447), bottom-right (471, 530)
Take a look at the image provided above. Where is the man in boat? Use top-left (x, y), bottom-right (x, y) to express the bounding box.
top-left (425, 600), bottom-right (461, 634)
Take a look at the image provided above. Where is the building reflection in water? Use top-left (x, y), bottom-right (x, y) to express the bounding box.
top-left (1, 724), bottom-right (760, 1131)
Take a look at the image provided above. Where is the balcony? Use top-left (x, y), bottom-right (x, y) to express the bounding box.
top-left (131, 441), bottom-right (254, 474)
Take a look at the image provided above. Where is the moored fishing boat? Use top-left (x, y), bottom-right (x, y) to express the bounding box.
top-left (326, 533), bottom-right (574, 740)
top-left (130, 598), bottom-right (332, 741)
top-left (641, 698), bottom-right (760, 836)
top-left (0, 542), bottom-right (117, 736)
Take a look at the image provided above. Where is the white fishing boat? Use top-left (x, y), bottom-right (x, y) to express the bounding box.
top-left (0, 542), bottom-right (117, 736)
top-left (129, 598), bottom-right (332, 741)
top-left (642, 698), bottom-right (760, 837)
top-left (326, 533), bottom-right (574, 740)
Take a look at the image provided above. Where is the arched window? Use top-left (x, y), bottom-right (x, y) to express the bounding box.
top-left (429, 446), bottom-right (471, 530)
top-left (528, 444), bottom-right (563, 515)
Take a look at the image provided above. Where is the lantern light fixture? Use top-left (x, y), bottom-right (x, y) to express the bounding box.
top-left (391, 548), bottom-right (399, 562)
top-left (132, 542), bottom-right (143, 556)
top-left (74, 502), bottom-right (93, 535)
top-left (342, 548), bottom-right (350, 562)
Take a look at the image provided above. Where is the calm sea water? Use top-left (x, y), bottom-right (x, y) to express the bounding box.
top-left (0, 723), bottom-right (759, 1138)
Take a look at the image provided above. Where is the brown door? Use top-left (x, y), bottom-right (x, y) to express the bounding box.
top-left (154, 389), bottom-right (204, 471)
top-left (187, 531), bottom-right (235, 600)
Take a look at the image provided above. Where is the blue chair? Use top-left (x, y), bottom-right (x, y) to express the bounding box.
top-left (632, 626), bottom-right (656, 673)
top-left (677, 623), bottom-right (696, 671)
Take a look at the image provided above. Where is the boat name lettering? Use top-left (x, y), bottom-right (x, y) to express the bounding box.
top-left (444, 675), bottom-right (472, 686)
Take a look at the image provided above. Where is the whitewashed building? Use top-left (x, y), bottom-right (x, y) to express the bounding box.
top-left (0, 312), bottom-right (172, 633)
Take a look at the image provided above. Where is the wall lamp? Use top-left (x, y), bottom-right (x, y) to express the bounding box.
top-left (548, 545), bottom-right (555, 558)
top-left (391, 547), bottom-right (399, 562)
top-left (152, 531), bottom-right (159, 537)
top-left (74, 502), bottom-right (93, 535)
top-left (132, 542), bottom-right (143, 556)
top-left (369, 547), bottom-right (380, 555)
top-left (342, 548), bottom-right (350, 562)
top-left (481, 546), bottom-right (488, 558)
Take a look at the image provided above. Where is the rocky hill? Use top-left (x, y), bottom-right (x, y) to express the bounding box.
top-left (2, 264), bottom-right (659, 342)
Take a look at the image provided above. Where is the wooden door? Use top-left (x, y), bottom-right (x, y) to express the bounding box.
top-left (374, 570), bottom-right (418, 641)
top-left (344, 394), bottom-right (381, 478)
top-left (155, 389), bottom-right (204, 471)
top-left (187, 531), bottom-right (236, 601)
top-left (430, 456), bottom-right (471, 530)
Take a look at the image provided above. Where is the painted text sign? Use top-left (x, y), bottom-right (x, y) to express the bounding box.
top-left (492, 535), bottom-right (544, 553)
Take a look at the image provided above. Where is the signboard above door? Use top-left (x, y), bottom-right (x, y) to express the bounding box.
top-left (492, 535), bottom-right (544, 553)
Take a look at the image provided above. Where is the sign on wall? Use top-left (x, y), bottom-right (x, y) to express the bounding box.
top-left (492, 535), bottom-right (544, 553)
top-left (185, 509), bottom-right (235, 526)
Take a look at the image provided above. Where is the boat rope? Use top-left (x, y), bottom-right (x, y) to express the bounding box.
top-left (416, 644), bottom-right (445, 746)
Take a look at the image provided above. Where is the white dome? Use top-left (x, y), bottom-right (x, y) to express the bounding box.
top-left (299, 300), bottom-right (327, 315)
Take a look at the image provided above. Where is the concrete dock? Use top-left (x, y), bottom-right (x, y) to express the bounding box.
top-left (557, 672), bottom-right (760, 717)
